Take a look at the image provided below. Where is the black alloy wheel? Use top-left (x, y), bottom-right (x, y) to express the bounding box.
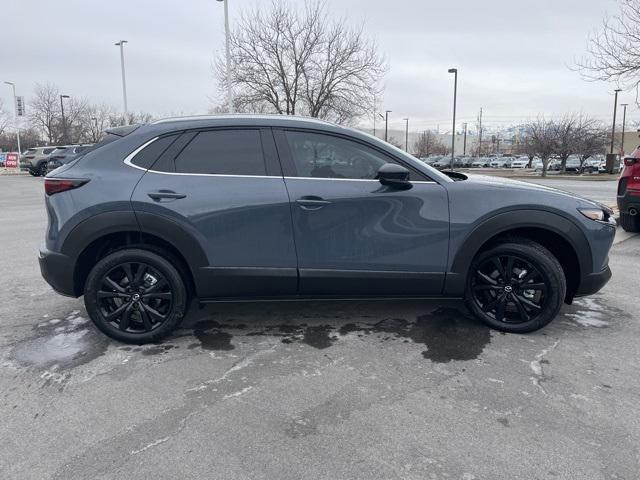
top-left (85, 248), bottom-right (187, 343)
top-left (465, 238), bottom-right (566, 333)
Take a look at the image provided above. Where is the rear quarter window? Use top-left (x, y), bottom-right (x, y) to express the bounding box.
top-left (130, 135), bottom-right (179, 169)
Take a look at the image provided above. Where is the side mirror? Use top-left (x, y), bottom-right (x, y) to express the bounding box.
top-left (376, 163), bottom-right (412, 190)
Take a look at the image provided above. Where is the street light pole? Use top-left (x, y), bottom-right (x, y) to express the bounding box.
top-left (610, 89), bottom-right (621, 154)
top-left (3, 81), bottom-right (21, 156)
top-left (621, 103), bottom-right (628, 155)
top-left (463, 122), bottom-right (468, 156)
top-left (448, 68), bottom-right (458, 170)
top-left (403, 118), bottom-right (409, 151)
top-left (217, 0), bottom-right (234, 113)
top-left (384, 110), bottom-right (391, 142)
top-left (114, 40), bottom-right (129, 122)
top-left (60, 95), bottom-right (70, 144)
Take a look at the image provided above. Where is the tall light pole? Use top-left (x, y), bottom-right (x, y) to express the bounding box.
top-left (217, 0), bottom-right (234, 113)
top-left (115, 40), bottom-right (129, 122)
top-left (463, 122), bottom-right (468, 156)
top-left (620, 103), bottom-right (628, 155)
top-left (384, 110), bottom-right (391, 142)
top-left (60, 95), bottom-right (70, 144)
top-left (403, 118), bottom-right (409, 151)
top-left (610, 89), bottom-right (621, 154)
top-left (3, 81), bottom-right (21, 155)
top-left (448, 68), bottom-right (458, 170)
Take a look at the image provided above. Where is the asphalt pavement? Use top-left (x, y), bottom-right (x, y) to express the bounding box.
top-left (1, 175), bottom-right (639, 480)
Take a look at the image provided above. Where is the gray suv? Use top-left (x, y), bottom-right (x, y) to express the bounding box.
top-left (20, 146), bottom-right (59, 176)
top-left (39, 115), bottom-right (616, 343)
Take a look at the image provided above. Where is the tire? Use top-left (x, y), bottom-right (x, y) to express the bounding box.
top-left (28, 169), bottom-right (38, 177)
top-left (84, 248), bottom-right (188, 343)
top-left (620, 212), bottom-right (640, 233)
top-left (464, 238), bottom-right (566, 333)
top-left (38, 162), bottom-right (48, 177)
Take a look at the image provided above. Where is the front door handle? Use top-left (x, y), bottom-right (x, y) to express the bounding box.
top-left (296, 196), bottom-right (331, 210)
top-left (147, 190), bottom-right (187, 201)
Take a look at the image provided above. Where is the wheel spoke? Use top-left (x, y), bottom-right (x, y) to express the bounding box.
top-left (142, 292), bottom-right (172, 300)
top-left (105, 302), bottom-right (129, 321)
top-left (103, 277), bottom-right (125, 293)
top-left (472, 284), bottom-right (500, 291)
top-left (518, 268), bottom-right (539, 285)
top-left (144, 278), bottom-right (167, 294)
top-left (119, 304), bottom-right (134, 331)
top-left (482, 295), bottom-right (502, 312)
top-left (505, 256), bottom-right (514, 282)
top-left (523, 282), bottom-right (546, 291)
top-left (515, 295), bottom-right (542, 311)
top-left (140, 303), bottom-right (166, 322)
top-left (511, 294), bottom-right (530, 322)
top-left (133, 264), bottom-right (148, 286)
top-left (476, 271), bottom-right (498, 285)
top-left (494, 296), bottom-right (506, 322)
top-left (122, 263), bottom-right (134, 285)
top-left (138, 306), bottom-right (153, 331)
top-left (491, 257), bottom-right (505, 280)
top-left (98, 290), bottom-right (130, 299)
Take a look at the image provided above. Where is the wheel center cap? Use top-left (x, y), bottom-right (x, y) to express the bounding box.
top-left (131, 293), bottom-right (141, 302)
top-left (504, 285), bottom-right (513, 293)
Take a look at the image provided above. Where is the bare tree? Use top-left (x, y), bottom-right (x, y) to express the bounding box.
top-left (216, 0), bottom-right (386, 123)
top-left (554, 114), bottom-right (603, 171)
top-left (413, 130), bottom-right (447, 157)
top-left (574, 125), bottom-right (609, 168)
top-left (576, 0), bottom-right (640, 103)
top-left (80, 103), bottom-right (114, 143)
top-left (29, 83), bottom-right (60, 144)
top-left (524, 118), bottom-right (557, 177)
top-left (0, 99), bottom-right (10, 138)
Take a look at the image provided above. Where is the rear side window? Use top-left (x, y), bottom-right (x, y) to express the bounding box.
top-left (43, 148), bottom-right (56, 154)
top-left (131, 135), bottom-right (179, 169)
top-left (174, 129), bottom-right (266, 176)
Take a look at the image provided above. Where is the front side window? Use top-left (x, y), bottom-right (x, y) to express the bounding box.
top-left (284, 131), bottom-right (399, 180)
top-left (174, 129), bottom-right (266, 176)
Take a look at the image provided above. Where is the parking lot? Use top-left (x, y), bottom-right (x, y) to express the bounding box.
top-left (1, 174), bottom-right (639, 480)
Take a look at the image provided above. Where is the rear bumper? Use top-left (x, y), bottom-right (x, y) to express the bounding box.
top-left (617, 188), bottom-right (640, 214)
top-left (575, 265), bottom-right (612, 297)
top-left (38, 245), bottom-right (78, 297)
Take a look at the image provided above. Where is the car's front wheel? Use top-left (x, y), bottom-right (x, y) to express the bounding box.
top-left (84, 248), bottom-right (188, 343)
top-left (464, 238), bottom-right (566, 333)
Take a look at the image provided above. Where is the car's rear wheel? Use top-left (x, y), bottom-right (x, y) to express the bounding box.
top-left (28, 169), bottom-right (39, 176)
top-left (464, 238), bottom-right (566, 333)
top-left (619, 212), bottom-right (640, 233)
top-left (84, 248), bottom-right (187, 343)
top-left (38, 162), bottom-right (48, 177)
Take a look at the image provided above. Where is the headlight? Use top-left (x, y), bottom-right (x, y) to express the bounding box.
top-left (578, 208), bottom-right (605, 221)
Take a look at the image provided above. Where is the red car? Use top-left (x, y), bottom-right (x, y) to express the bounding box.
top-left (617, 147), bottom-right (640, 232)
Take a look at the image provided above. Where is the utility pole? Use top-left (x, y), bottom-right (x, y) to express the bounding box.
top-left (217, 0), bottom-right (234, 113)
top-left (403, 118), bottom-right (409, 151)
top-left (621, 103), bottom-right (628, 155)
top-left (384, 110), bottom-right (391, 142)
top-left (463, 122), bottom-right (468, 156)
top-left (114, 40), bottom-right (129, 122)
top-left (478, 107), bottom-right (483, 157)
top-left (610, 89), bottom-right (621, 154)
top-left (373, 93), bottom-right (376, 137)
top-left (448, 68), bottom-right (458, 170)
top-left (60, 94), bottom-right (70, 144)
top-left (3, 82), bottom-right (21, 156)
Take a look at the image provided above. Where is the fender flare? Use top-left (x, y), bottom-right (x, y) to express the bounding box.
top-left (444, 209), bottom-right (591, 296)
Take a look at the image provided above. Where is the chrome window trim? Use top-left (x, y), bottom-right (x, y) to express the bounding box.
top-left (284, 176), bottom-right (436, 184)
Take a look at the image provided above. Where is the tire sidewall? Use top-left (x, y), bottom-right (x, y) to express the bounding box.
top-left (465, 242), bottom-right (566, 333)
top-left (84, 249), bottom-right (187, 343)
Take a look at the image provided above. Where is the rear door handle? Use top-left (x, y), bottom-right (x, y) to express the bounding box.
top-left (147, 190), bottom-right (187, 201)
top-left (296, 196), bottom-right (331, 210)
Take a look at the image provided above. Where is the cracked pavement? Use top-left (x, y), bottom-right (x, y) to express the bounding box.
top-left (1, 175), bottom-right (639, 480)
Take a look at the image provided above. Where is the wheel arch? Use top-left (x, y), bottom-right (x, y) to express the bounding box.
top-left (445, 210), bottom-right (589, 302)
top-left (62, 211), bottom-right (208, 296)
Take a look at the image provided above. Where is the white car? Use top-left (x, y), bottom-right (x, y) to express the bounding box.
top-left (490, 158), bottom-right (507, 168)
top-left (471, 158), bottom-right (489, 168)
top-left (510, 158), bottom-right (529, 168)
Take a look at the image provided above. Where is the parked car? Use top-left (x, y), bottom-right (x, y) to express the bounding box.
top-left (490, 157), bottom-right (513, 168)
top-left (471, 157), bottom-right (490, 168)
top-left (510, 157), bottom-right (530, 169)
top-left (39, 115), bottom-right (615, 343)
top-left (533, 159), bottom-right (560, 172)
top-left (617, 146), bottom-right (640, 232)
top-left (46, 144), bottom-right (93, 174)
top-left (19, 146), bottom-right (59, 176)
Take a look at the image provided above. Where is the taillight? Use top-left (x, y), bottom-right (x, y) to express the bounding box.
top-left (44, 178), bottom-right (89, 196)
top-left (623, 157), bottom-right (637, 167)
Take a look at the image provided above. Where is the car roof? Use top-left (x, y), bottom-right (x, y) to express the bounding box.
top-left (152, 114), bottom-right (335, 129)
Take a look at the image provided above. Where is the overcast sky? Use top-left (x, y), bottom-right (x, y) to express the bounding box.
top-left (1, 0), bottom-right (634, 133)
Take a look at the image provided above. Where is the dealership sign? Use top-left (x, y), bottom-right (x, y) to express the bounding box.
top-left (5, 153), bottom-right (18, 168)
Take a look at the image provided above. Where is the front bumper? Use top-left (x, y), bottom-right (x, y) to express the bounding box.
top-left (38, 245), bottom-right (78, 297)
top-left (575, 265), bottom-right (612, 297)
